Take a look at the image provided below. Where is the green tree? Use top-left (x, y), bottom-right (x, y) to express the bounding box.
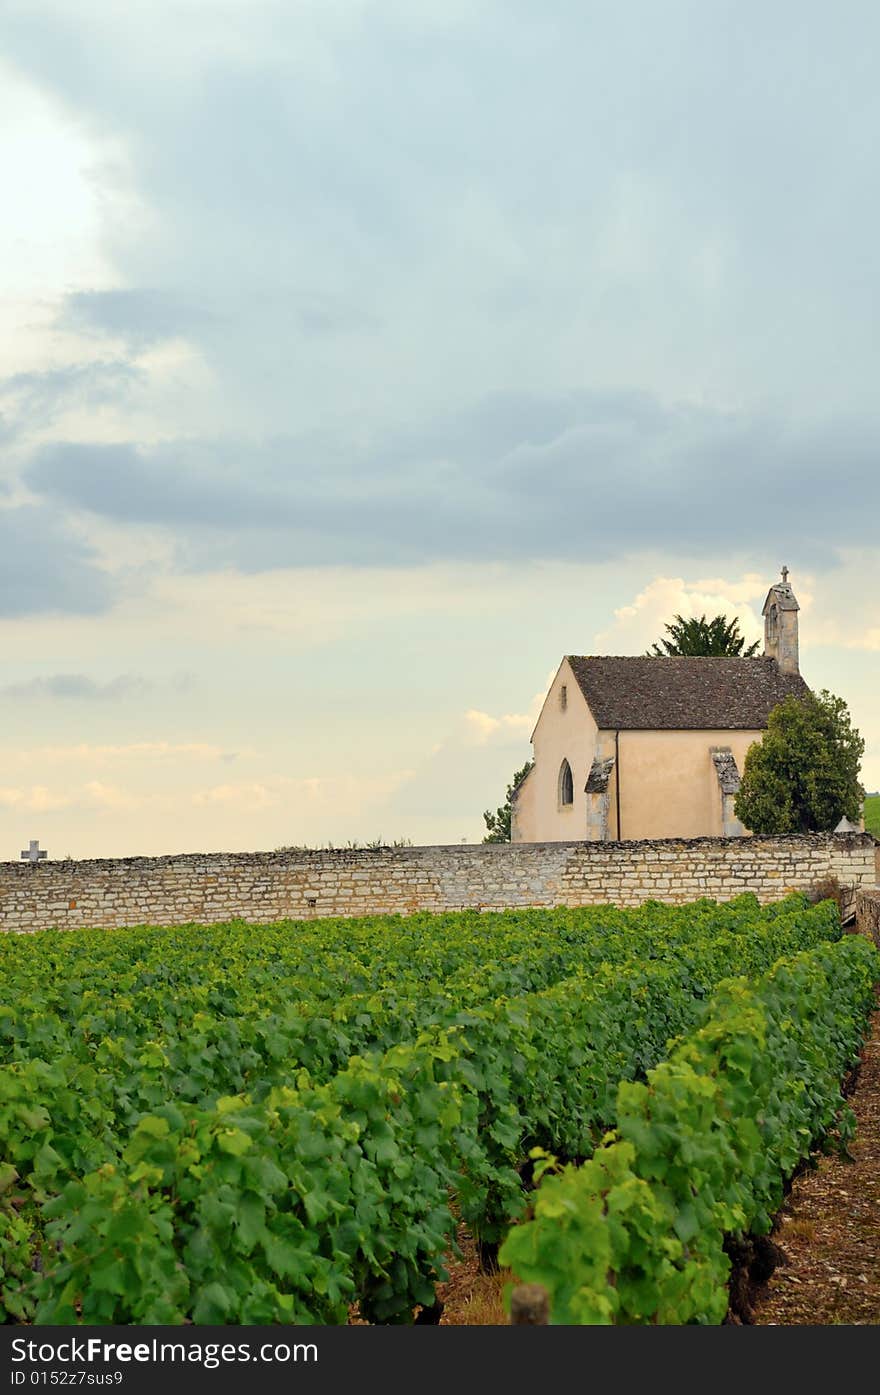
top-left (648, 613), bottom-right (760, 656)
top-left (483, 760), bottom-right (534, 843)
top-left (734, 690), bottom-right (864, 834)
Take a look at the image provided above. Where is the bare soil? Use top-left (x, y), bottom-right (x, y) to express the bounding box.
top-left (752, 991), bottom-right (880, 1325)
top-left (435, 1225), bottom-right (511, 1325)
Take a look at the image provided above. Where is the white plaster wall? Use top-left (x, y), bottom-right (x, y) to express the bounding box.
top-left (617, 729), bottom-right (762, 840)
top-left (511, 659), bottom-right (601, 842)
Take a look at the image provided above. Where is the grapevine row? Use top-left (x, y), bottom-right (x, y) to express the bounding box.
top-left (499, 935), bottom-right (880, 1323)
top-left (0, 895), bottom-right (850, 1323)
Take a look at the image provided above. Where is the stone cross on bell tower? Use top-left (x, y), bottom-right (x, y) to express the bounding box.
top-left (762, 566), bottom-right (800, 675)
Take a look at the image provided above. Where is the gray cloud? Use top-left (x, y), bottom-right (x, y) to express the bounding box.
top-left (0, 362), bottom-right (140, 440)
top-left (0, 506), bottom-right (112, 615)
top-left (26, 440), bottom-right (290, 528)
top-left (58, 288), bottom-right (377, 347)
top-left (21, 392), bottom-right (880, 569)
top-left (0, 673), bottom-right (150, 701)
top-left (60, 290), bottom-right (218, 348)
top-left (3, 3), bottom-right (880, 584)
top-left (5, 0), bottom-right (880, 429)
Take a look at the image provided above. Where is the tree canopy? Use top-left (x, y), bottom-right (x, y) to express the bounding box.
top-left (483, 760), bottom-right (534, 843)
top-left (734, 689), bottom-right (864, 834)
top-left (648, 613), bottom-right (760, 657)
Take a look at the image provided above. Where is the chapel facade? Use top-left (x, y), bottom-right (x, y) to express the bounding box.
top-left (510, 570), bottom-right (809, 843)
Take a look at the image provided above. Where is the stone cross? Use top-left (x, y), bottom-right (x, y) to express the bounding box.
top-left (781, 565), bottom-right (789, 585)
top-left (20, 839), bottom-right (47, 864)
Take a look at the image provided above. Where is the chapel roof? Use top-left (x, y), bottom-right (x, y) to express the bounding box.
top-left (565, 655), bottom-right (810, 731)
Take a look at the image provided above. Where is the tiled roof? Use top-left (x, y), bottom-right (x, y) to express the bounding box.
top-left (566, 655), bottom-right (810, 731)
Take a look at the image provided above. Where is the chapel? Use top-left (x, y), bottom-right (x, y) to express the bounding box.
top-left (510, 569), bottom-right (809, 843)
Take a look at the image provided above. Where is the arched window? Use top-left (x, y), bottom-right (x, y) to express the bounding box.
top-left (558, 758), bottom-right (574, 807)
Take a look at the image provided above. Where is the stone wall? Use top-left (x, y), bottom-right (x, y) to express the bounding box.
top-left (855, 888), bottom-right (880, 947)
top-left (0, 833), bottom-right (875, 933)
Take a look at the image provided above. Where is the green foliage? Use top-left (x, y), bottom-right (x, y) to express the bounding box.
top-left (483, 761), bottom-right (534, 843)
top-left (648, 613), bottom-right (760, 657)
top-left (0, 894), bottom-right (854, 1324)
top-left (499, 936), bottom-right (879, 1324)
top-left (734, 689), bottom-right (865, 833)
top-left (863, 794), bottom-right (880, 837)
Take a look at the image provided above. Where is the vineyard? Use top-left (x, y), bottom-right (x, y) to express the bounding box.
top-left (1, 895), bottom-right (877, 1325)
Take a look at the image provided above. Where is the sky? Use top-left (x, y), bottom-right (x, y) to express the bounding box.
top-left (0, 0), bottom-right (878, 859)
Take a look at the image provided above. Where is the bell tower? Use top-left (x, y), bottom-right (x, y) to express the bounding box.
top-left (762, 565), bottom-right (800, 675)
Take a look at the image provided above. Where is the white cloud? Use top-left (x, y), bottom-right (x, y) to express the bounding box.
top-left (0, 785), bottom-right (73, 812)
top-left (0, 767), bottom-right (416, 828)
top-left (0, 780), bottom-right (165, 814)
top-left (192, 770), bottom-right (414, 815)
top-left (0, 59), bottom-right (114, 306)
top-left (463, 707), bottom-right (532, 744)
top-left (462, 669), bottom-right (554, 747)
top-left (808, 625), bottom-right (880, 653)
top-left (192, 779), bottom-right (287, 812)
top-left (81, 780), bottom-right (149, 811)
top-left (8, 741), bottom-right (240, 767)
top-left (593, 572), bottom-right (788, 653)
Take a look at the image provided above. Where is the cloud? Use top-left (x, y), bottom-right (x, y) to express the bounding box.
top-left (0, 770), bottom-right (414, 826)
top-left (60, 289), bottom-right (217, 348)
top-left (1, 0), bottom-right (880, 833)
top-left (462, 676), bottom-right (551, 746)
top-left (0, 785), bottom-right (72, 813)
top-left (20, 395), bottom-right (880, 572)
top-left (25, 440), bottom-right (292, 530)
top-left (390, 735), bottom-right (527, 825)
top-left (0, 781), bottom-right (160, 814)
top-left (191, 771), bottom-right (414, 815)
top-left (0, 360), bottom-right (140, 433)
top-left (0, 505), bottom-right (111, 616)
top-left (0, 673), bottom-right (149, 701)
top-left (80, 780), bottom-right (145, 811)
top-left (58, 286), bottom-right (378, 347)
top-left (3, 3), bottom-right (880, 420)
top-left (7, 741), bottom-right (240, 766)
top-left (4, 5), bottom-right (880, 590)
top-left (463, 708), bottom-right (532, 743)
top-left (191, 779), bottom-right (286, 813)
top-left (387, 688), bottom-right (551, 830)
top-left (593, 574), bottom-right (777, 653)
